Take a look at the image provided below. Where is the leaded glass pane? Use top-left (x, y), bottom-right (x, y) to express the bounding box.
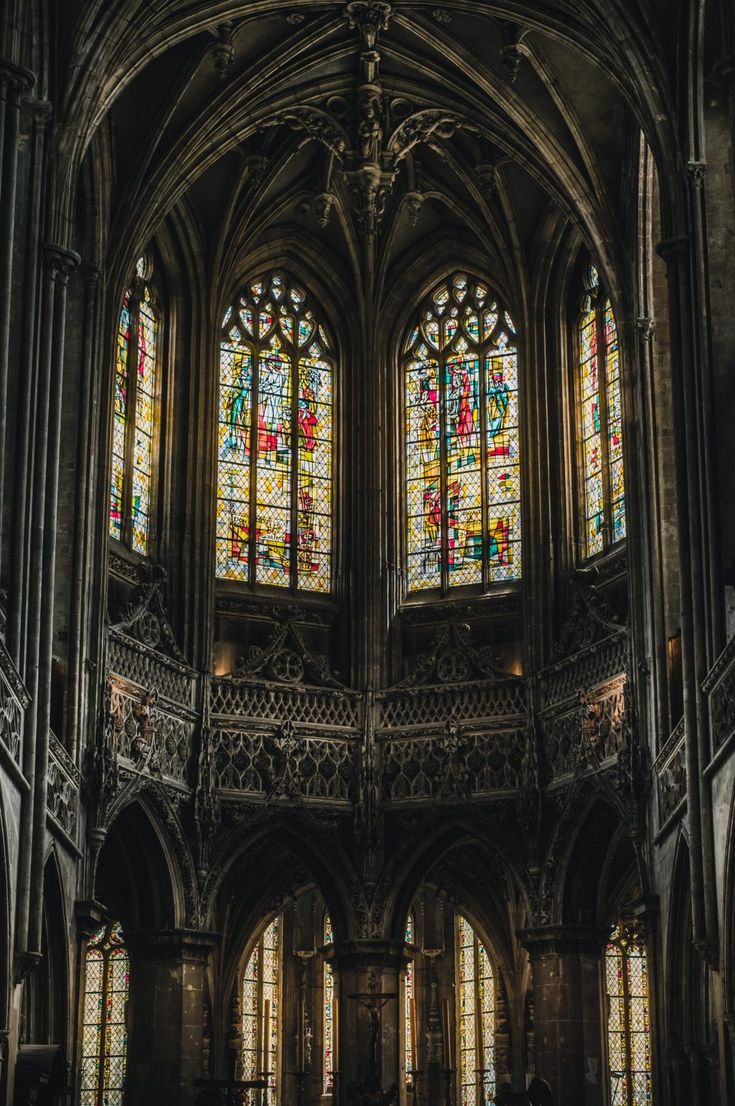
top-left (456, 914), bottom-right (496, 1106)
top-left (404, 275), bottom-right (522, 594)
top-left (109, 295), bottom-right (130, 541)
top-left (216, 273), bottom-right (334, 591)
top-left (324, 914), bottom-right (334, 1094)
top-left (605, 924), bottom-right (652, 1106)
top-left (404, 912), bottom-right (415, 1082)
top-left (80, 921), bottom-right (130, 1106)
top-left (131, 289), bottom-right (157, 553)
top-left (578, 306), bottom-right (604, 556)
top-left (242, 914), bottom-right (282, 1099)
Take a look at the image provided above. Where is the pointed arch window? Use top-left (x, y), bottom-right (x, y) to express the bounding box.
top-left (605, 919), bottom-right (652, 1106)
top-left (242, 915), bottom-right (281, 1095)
top-left (403, 272), bottom-right (521, 594)
top-left (576, 264), bottom-right (625, 557)
top-left (216, 272), bottom-right (334, 592)
top-left (455, 914), bottom-right (495, 1106)
top-left (80, 921), bottom-right (130, 1106)
top-left (108, 256), bottom-right (160, 554)
top-left (404, 912), bottom-right (416, 1089)
top-left (323, 913), bottom-right (334, 1094)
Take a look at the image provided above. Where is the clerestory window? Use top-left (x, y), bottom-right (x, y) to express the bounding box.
top-left (576, 264), bottom-right (626, 558)
top-left (216, 272), bottom-right (334, 593)
top-left (108, 256), bottom-right (160, 555)
top-left (403, 272), bottom-right (521, 595)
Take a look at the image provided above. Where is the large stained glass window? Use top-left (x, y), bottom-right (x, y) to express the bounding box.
top-left (108, 257), bottom-right (160, 554)
top-left (404, 273), bottom-right (521, 594)
top-left (80, 920), bottom-right (130, 1106)
top-left (605, 920), bottom-right (652, 1106)
top-left (217, 272), bottom-right (334, 592)
top-left (323, 913), bottom-right (334, 1094)
top-left (456, 914), bottom-right (495, 1106)
top-left (577, 264), bottom-right (626, 557)
top-left (242, 916), bottom-right (281, 1099)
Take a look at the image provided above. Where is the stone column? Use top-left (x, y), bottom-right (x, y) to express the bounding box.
top-left (519, 926), bottom-right (607, 1106)
top-left (329, 940), bottom-right (410, 1106)
top-left (0, 59), bottom-right (34, 582)
top-left (125, 929), bottom-right (217, 1106)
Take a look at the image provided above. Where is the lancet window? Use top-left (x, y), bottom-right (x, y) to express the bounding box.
top-left (403, 272), bottom-right (521, 594)
top-left (79, 921), bottom-right (130, 1106)
top-left (108, 256), bottom-right (160, 554)
top-left (404, 912), bottom-right (416, 1089)
top-left (576, 264), bottom-right (625, 557)
top-left (216, 272), bottom-right (334, 592)
top-left (323, 913), bottom-right (334, 1094)
top-left (242, 915), bottom-right (281, 1095)
top-left (456, 914), bottom-right (496, 1106)
top-left (605, 919), bottom-right (652, 1106)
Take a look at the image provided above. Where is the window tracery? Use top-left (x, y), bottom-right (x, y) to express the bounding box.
top-left (108, 256), bottom-right (160, 554)
top-left (242, 915), bottom-right (281, 1096)
top-left (80, 920), bottom-right (130, 1106)
top-left (216, 272), bottom-right (334, 592)
top-left (576, 264), bottom-right (625, 557)
top-left (403, 272), bottom-right (521, 594)
top-left (605, 918), bottom-right (652, 1106)
top-left (455, 914), bottom-right (495, 1106)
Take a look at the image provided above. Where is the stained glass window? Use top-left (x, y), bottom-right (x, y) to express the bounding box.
top-left (80, 920), bottom-right (130, 1106)
top-left (108, 261), bottom-right (160, 554)
top-left (404, 912), bottom-right (415, 1087)
top-left (456, 914), bottom-right (495, 1106)
top-left (242, 915), bottom-right (281, 1101)
top-left (324, 913), bottom-right (334, 1094)
top-left (216, 272), bottom-right (334, 592)
top-left (577, 265), bottom-right (626, 557)
top-left (404, 273), bottom-right (521, 594)
top-left (605, 920), bottom-right (652, 1106)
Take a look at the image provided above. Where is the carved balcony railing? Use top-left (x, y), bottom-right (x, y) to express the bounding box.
top-left (47, 731), bottom-right (81, 841)
top-left (0, 638), bottom-right (29, 770)
top-left (654, 717), bottom-right (686, 829)
top-left (703, 634), bottom-right (735, 763)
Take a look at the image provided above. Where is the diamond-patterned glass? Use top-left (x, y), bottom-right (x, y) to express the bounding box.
top-left (456, 914), bottom-right (495, 1106)
top-left (404, 274), bottom-right (521, 594)
top-left (80, 921), bottom-right (129, 1106)
top-left (217, 273), bottom-right (334, 591)
top-left (605, 923), bottom-right (652, 1106)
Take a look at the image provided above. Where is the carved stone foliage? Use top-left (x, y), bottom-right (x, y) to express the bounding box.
top-left (0, 640), bottom-right (29, 766)
top-left (705, 634), bottom-right (735, 755)
top-left (382, 725), bottom-right (524, 804)
top-left (47, 731), bottom-right (81, 840)
top-left (655, 719), bottom-right (686, 825)
top-left (543, 678), bottom-right (626, 781)
top-left (109, 677), bottom-right (193, 785)
top-left (211, 725), bottom-right (356, 803)
top-left (211, 679), bottom-right (361, 730)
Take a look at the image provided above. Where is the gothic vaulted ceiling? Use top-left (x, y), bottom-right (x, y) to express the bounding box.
top-left (41, 0), bottom-right (685, 309)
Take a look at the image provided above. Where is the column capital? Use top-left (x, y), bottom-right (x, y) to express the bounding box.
top-left (42, 243), bottom-right (81, 281)
top-left (687, 160), bottom-right (708, 187)
top-left (0, 59), bottom-right (35, 96)
top-left (655, 234), bottom-right (689, 266)
top-left (22, 98), bottom-right (53, 130)
top-left (126, 927), bottom-right (218, 964)
top-left (517, 924), bottom-right (609, 957)
top-left (635, 316), bottom-right (656, 342)
top-left (74, 898), bottom-right (108, 940)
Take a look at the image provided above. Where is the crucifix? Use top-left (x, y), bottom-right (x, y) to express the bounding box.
top-left (347, 970), bottom-right (398, 1090)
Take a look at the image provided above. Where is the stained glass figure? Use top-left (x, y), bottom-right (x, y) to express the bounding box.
top-left (80, 920), bottom-right (130, 1106)
top-left (217, 272), bottom-right (334, 592)
top-left (242, 916), bottom-right (281, 1103)
top-left (404, 274), bottom-right (521, 594)
top-left (404, 912), bottom-right (415, 1087)
top-left (577, 265), bottom-right (626, 557)
top-left (324, 914), bottom-right (334, 1094)
top-left (108, 260), bottom-right (160, 554)
top-left (605, 920), bottom-right (652, 1106)
top-left (455, 915), bottom-right (495, 1106)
